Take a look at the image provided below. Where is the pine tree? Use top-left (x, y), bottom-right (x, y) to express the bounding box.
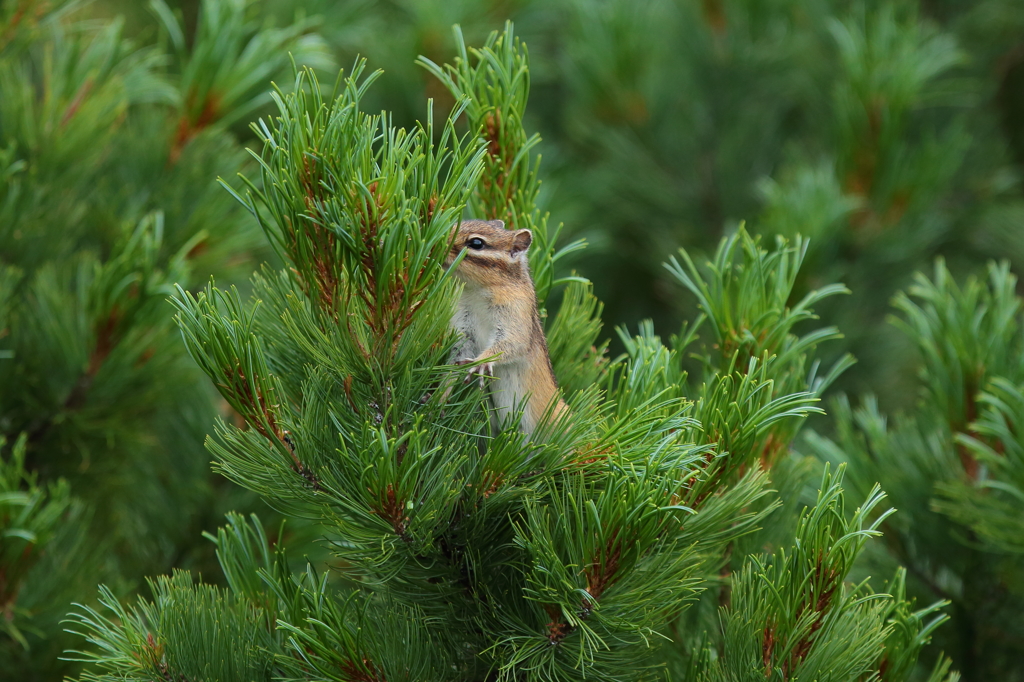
top-left (234, 0), bottom-right (1024, 418)
top-left (67, 25), bottom-right (954, 681)
top-left (0, 0), bottom-right (333, 677)
top-left (805, 259), bottom-right (1024, 680)
top-left (340, 0), bottom-right (1009, 412)
top-left (0, 433), bottom-right (100, 676)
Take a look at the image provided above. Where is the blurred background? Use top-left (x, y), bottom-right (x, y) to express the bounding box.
top-left (126, 0), bottom-right (1024, 405)
top-left (72, 0), bottom-right (1024, 411)
top-left (57, 0), bottom-right (1024, 406)
top-left (2, 0), bottom-right (1023, 678)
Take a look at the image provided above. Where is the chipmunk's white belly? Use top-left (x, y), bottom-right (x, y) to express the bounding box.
top-left (493, 359), bottom-right (533, 431)
top-left (450, 287), bottom-right (496, 360)
top-left (450, 287), bottom-right (532, 431)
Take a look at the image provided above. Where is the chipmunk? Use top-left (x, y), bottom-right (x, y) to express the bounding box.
top-left (445, 219), bottom-right (567, 435)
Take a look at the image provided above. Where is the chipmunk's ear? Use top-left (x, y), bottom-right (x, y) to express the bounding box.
top-left (510, 229), bottom-right (532, 258)
top-left (488, 220), bottom-right (506, 230)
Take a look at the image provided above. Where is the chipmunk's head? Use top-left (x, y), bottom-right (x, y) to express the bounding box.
top-left (446, 219), bottom-right (533, 288)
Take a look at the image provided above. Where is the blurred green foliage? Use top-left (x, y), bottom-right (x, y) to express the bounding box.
top-left (186, 1), bottom-right (1024, 677)
top-left (0, 0), bottom-right (332, 677)
top-left (89, 0), bottom-right (1024, 411)
top-left (3, 0), bottom-right (1023, 678)
top-left (63, 26), bottom-right (956, 681)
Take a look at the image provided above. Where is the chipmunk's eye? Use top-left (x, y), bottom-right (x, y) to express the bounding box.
top-left (467, 237), bottom-right (486, 250)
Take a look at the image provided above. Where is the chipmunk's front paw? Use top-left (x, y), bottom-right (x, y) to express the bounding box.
top-left (459, 360), bottom-right (494, 388)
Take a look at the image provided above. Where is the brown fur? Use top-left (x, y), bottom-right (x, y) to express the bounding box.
top-left (447, 220), bottom-right (568, 435)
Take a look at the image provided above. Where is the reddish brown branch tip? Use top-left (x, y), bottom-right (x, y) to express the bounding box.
top-left (338, 657), bottom-right (387, 682)
top-left (374, 484), bottom-right (409, 539)
top-left (584, 528), bottom-right (624, 602)
top-left (762, 622), bottom-right (775, 678)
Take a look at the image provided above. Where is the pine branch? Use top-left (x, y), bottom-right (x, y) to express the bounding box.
top-left (418, 22), bottom-right (586, 307)
top-left (65, 19), bottom-right (963, 682)
top-left (151, 0), bottom-right (335, 162)
top-left (697, 465), bottom-right (951, 681)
